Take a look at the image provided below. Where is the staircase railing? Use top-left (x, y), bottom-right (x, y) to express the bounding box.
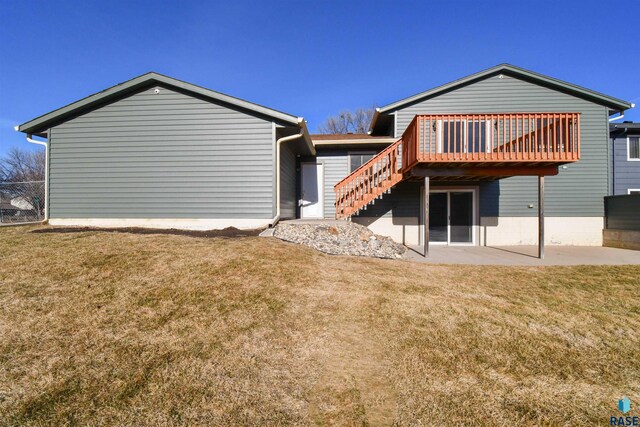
top-left (333, 112), bottom-right (581, 219)
top-left (334, 139), bottom-right (403, 219)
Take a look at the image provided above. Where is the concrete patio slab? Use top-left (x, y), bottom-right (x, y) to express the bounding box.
top-left (404, 245), bottom-right (640, 266)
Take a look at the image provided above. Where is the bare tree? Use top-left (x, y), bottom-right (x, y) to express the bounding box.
top-left (317, 107), bottom-right (376, 134)
top-left (0, 147), bottom-right (45, 182)
top-left (0, 147), bottom-right (46, 221)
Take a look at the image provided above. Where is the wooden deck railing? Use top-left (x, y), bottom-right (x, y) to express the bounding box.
top-left (408, 112), bottom-right (580, 163)
top-left (334, 139), bottom-right (402, 219)
top-left (334, 112), bottom-right (581, 219)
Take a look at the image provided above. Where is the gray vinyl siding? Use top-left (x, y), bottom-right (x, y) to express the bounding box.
top-left (280, 141), bottom-right (297, 219)
top-left (611, 135), bottom-right (640, 195)
top-left (48, 85), bottom-right (276, 219)
top-left (316, 150), bottom-right (349, 218)
top-left (316, 148), bottom-right (389, 218)
top-left (354, 180), bottom-right (420, 219)
top-left (394, 74), bottom-right (610, 217)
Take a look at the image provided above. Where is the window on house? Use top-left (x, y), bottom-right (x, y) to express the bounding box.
top-left (438, 120), bottom-right (490, 154)
top-left (349, 152), bottom-right (375, 172)
top-left (628, 189), bottom-right (640, 195)
top-left (629, 137), bottom-right (640, 160)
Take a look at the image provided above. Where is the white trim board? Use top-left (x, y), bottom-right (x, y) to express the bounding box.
top-left (628, 136), bottom-right (640, 161)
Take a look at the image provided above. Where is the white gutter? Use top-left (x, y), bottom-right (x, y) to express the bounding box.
top-left (270, 118), bottom-right (306, 227)
top-left (609, 111), bottom-right (625, 122)
top-left (23, 130), bottom-right (49, 222)
top-left (609, 103), bottom-right (636, 122)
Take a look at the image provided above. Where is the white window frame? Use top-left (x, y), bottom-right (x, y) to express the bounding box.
top-left (348, 151), bottom-right (376, 173)
top-left (627, 136), bottom-right (640, 161)
top-left (436, 119), bottom-right (492, 154)
top-left (628, 189), bottom-right (640, 195)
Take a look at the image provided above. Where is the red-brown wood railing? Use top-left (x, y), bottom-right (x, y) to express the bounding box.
top-left (409, 112), bottom-right (580, 163)
top-left (334, 139), bottom-right (403, 219)
top-left (334, 112), bottom-right (581, 219)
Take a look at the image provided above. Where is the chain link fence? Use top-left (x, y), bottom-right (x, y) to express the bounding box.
top-left (0, 181), bottom-right (45, 224)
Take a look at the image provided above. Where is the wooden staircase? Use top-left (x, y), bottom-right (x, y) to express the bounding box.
top-left (334, 112), bottom-right (581, 220)
top-left (334, 139), bottom-right (404, 219)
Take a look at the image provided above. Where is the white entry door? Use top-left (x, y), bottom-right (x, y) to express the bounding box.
top-left (300, 162), bottom-right (324, 218)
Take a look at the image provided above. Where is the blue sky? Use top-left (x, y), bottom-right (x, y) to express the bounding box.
top-left (1, 0), bottom-right (639, 155)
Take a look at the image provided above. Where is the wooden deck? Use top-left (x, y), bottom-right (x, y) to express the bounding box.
top-left (334, 112), bottom-right (581, 218)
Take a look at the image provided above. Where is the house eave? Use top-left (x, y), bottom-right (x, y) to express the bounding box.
top-left (377, 64), bottom-right (633, 115)
top-left (18, 72), bottom-right (301, 134)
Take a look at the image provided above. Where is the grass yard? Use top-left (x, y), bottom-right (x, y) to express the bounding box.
top-left (0, 226), bottom-right (639, 426)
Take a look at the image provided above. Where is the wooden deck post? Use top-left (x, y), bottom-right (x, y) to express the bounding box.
top-left (424, 176), bottom-right (429, 257)
top-left (538, 175), bottom-right (544, 259)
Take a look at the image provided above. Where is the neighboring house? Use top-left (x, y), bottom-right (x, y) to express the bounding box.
top-left (610, 122), bottom-right (640, 195)
top-left (9, 196), bottom-right (35, 211)
top-left (17, 64), bottom-right (633, 250)
top-left (0, 193), bottom-right (36, 223)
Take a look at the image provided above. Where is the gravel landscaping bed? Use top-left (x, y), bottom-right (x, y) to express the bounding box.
top-left (272, 222), bottom-right (406, 259)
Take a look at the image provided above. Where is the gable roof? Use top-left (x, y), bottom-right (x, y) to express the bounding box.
top-left (18, 72), bottom-right (303, 135)
top-left (372, 64), bottom-right (632, 130)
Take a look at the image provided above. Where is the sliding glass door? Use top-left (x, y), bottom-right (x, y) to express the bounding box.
top-left (449, 192), bottom-right (473, 243)
top-left (428, 190), bottom-right (475, 245)
top-left (428, 192), bottom-right (448, 243)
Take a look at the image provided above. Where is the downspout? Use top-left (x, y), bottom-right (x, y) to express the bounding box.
top-left (270, 118), bottom-right (307, 227)
top-left (24, 132), bottom-right (49, 222)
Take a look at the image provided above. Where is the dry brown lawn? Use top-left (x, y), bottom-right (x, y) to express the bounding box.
top-left (0, 225), bottom-right (638, 426)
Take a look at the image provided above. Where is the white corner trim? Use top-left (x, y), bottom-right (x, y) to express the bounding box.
top-left (48, 218), bottom-right (271, 230)
top-left (393, 112), bottom-right (397, 139)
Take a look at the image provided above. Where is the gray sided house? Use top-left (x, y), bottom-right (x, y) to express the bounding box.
top-left (17, 65), bottom-right (632, 250)
top-left (18, 73), bottom-right (314, 230)
top-left (305, 65), bottom-right (631, 248)
top-left (610, 122), bottom-right (640, 195)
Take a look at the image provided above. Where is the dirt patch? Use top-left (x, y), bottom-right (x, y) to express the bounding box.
top-left (31, 226), bottom-right (264, 238)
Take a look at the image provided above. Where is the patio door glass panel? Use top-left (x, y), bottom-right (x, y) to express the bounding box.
top-left (440, 120), bottom-right (491, 155)
top-left (467, 121), bottom-right (488, 154)
top-left (428, 192), bottom-right (448, 242)
top-left (449, 191), bottom-right (473, 243)
top-left (441, 121), bottom-right (464, 154)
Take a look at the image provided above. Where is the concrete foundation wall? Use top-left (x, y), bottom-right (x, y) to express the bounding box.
top-left (354, 215), bottom-right (604, 246)
top-left (480, 217), bottom-right (603, 246)
top-left (353, 216), bottom-right (422, 246)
